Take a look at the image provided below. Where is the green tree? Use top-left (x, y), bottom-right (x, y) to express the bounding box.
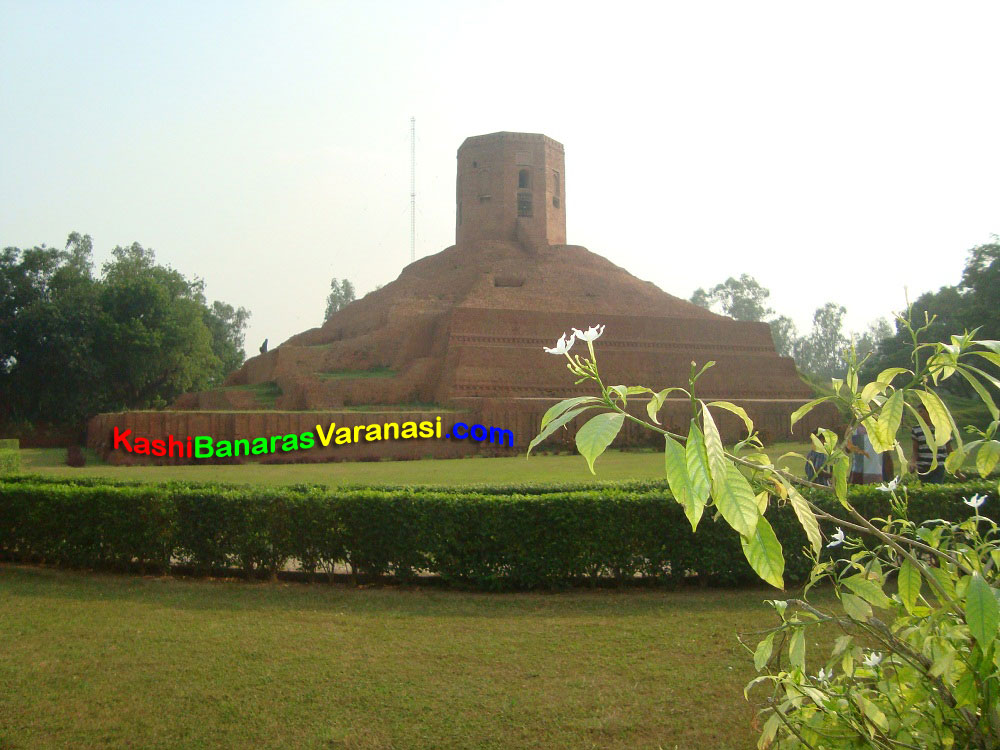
top-left (863, 239), bottom-right (999, 387)
top-left (0, 234), bottom-right (250, 425)
top-left (769, 314), bottom-right (798, 359)
top-left (0, 235), bottom-right (102, 423)
top-left (795, 302), bottom-right (849, 380)
top-left (960, 238), bottom-right (1000, 340)
top-left (203, 301), bottom-right (251, 382)
top-left (853, 317), bottom-right (892, 360)
top-left (691, 273), bottom-right (774, 322)
top-left (324, 277), bottom-right (356, 320)
top-left (94, 242), bottom-right (220, 410)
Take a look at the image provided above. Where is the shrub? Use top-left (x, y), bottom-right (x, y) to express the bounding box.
top-left (528, 317), bottom-right (1000, 747)
top-left (0, 439), bottom-right (19, 450)
top-left (0, 476), bottom-right (995, 590)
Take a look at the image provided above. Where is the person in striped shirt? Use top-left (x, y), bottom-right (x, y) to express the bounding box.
top-left (909, 404), bottom-right (951, 483)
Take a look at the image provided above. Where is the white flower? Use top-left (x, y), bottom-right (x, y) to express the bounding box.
top-left (572, 324), bottom-right (605, 342)
top-left (964, 494), bottom-right (988, 510)
top-left (863, 651), bottom-right (883, 668)
top-left (815, 667), bottom-right (833, 683)
top-left (827, 527), bottom-right (845, 548)
top-left (543, 332), bottom-right (575, 355)
top-left (877, 477), bottom-right (900, 493)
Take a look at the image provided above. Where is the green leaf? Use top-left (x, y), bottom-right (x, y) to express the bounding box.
top-left (966, 573), bottom-right (999, 648)
top-left (945, 447), bottom-right (966, 474)
top-left (540, 396), bottom-right (599, 430)
top-left (857, 695), bottom-right (889, 733)
top-left (707, 400), bottom-right (754, 435)
top-left (905, 401), bottom-right (940, 470)
top-left (955, 671), bottom-right (978, 709)
top-left (754, 632), bottom-right (775, 671)
top-left (833, 454), bottom-right (849, 508)
top-left (928, 351), bottom-right (957, 382)
top-left (575, 412), bottom-right (625, 474)
top-left (928, 566), bottom-right (956, 599)
top-left (831, 634), bottom-right (853, 658)
top-left (930, 647), bottom-right (956, 679)
top-left (788, 628), bottom-right (805, 669)
top-left (897, 558), bottom-right (921, 615)
top-left (972, 350), bottom-right (1000, 369)
top-left (787, 486), bottom-right (821, 555)
top-left (664, 434), bottom-right (705, 531)
top-left (860, 380), bottom-right (888, 405)
top-left (741, 515), bottom-right (785, 589)
top-left (876, 367), bottom-right (909, 385)
top-left (841, 593), bottom-right (872, 621)
top-left (607, 385), bottom-right (629, 404)
top-left (714, 461), bottom-right (762, 538)
top-left (971, 348), bottom-right (1000, 373)
top-left (758, 712), bottom-right (781, 749)
top-left (957, 368), bottom-right (1000, 422)
top-left (865, 414), bottom-right (892, 454)
top-left (702, 403), bottom-right (760, 536)
top-left (915, 389), bottom-right (952, 446)
top-left (809, 432), bottom-right (825, 453)
top-left (842, 574), bottom-right (892, 609)
top-left (790, 396), bottom-right (833, 431)
top-left (645, 387), bottom-right (684, 424)
top-left (701, 401), bottom-right (728, 485)
top-left (875, 390), bottom-right (904, 449)
top-left (976, 440), bottom-right (1000, 478)
top-left (686, 422), bottom-right (711, 512)
top-left (528, 406), bottom-right (595, 455)
top-left (979, 340), bottom-right (1000, 355)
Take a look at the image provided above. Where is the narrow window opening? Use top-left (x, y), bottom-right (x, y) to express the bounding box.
top-left (553, 170), bottom-right (560, 196)
top-left (518, 169), bottom-right (530, 189)
top-left (517, 192), bottom-right (533, 217)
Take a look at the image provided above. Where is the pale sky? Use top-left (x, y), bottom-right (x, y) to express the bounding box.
top-left (2, 1), bottom-right (997, 355)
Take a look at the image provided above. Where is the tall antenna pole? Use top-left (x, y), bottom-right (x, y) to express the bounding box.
top-left (410, 117), bottom-right (415, 263)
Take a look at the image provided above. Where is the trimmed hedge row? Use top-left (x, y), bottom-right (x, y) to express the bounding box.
top-left (0, 477), bottom-right (996, 589)
top-left (0, 472), bottom-right (677, 495)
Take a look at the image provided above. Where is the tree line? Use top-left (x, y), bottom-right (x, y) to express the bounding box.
top-left (691, 238), bottom-right (999, 387)
top-left (0, 233), bottom-right (249, 428)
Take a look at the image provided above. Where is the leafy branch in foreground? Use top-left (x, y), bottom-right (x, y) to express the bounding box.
top-left (529, 311), bottom-right (1000, 749)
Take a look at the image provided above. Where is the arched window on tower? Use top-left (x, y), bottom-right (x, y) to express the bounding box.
top-left (518, 169), bottom-right (530, 189)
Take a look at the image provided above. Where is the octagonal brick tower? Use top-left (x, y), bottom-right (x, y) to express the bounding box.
top-left (456, 132), bottom-right (566, 250)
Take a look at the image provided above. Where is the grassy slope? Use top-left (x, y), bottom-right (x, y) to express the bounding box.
top-left (19, 443), bottom-right (812, 487)
top-left (0, 566), bottom-right (840, 750)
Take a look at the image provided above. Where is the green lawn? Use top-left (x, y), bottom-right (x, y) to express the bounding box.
top-left (17, 443), bottom-right (812, 487)
top-left (0, 565), bottom-right (838, 749)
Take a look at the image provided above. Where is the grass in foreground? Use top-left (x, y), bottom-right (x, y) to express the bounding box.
top-left (0, 565), bottom-right (838, 750)
top-left (17, 442), bottom-right (812, 487)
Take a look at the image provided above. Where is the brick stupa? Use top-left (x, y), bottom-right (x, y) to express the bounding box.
top-left (88, 132), bottom-right (830, 462)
